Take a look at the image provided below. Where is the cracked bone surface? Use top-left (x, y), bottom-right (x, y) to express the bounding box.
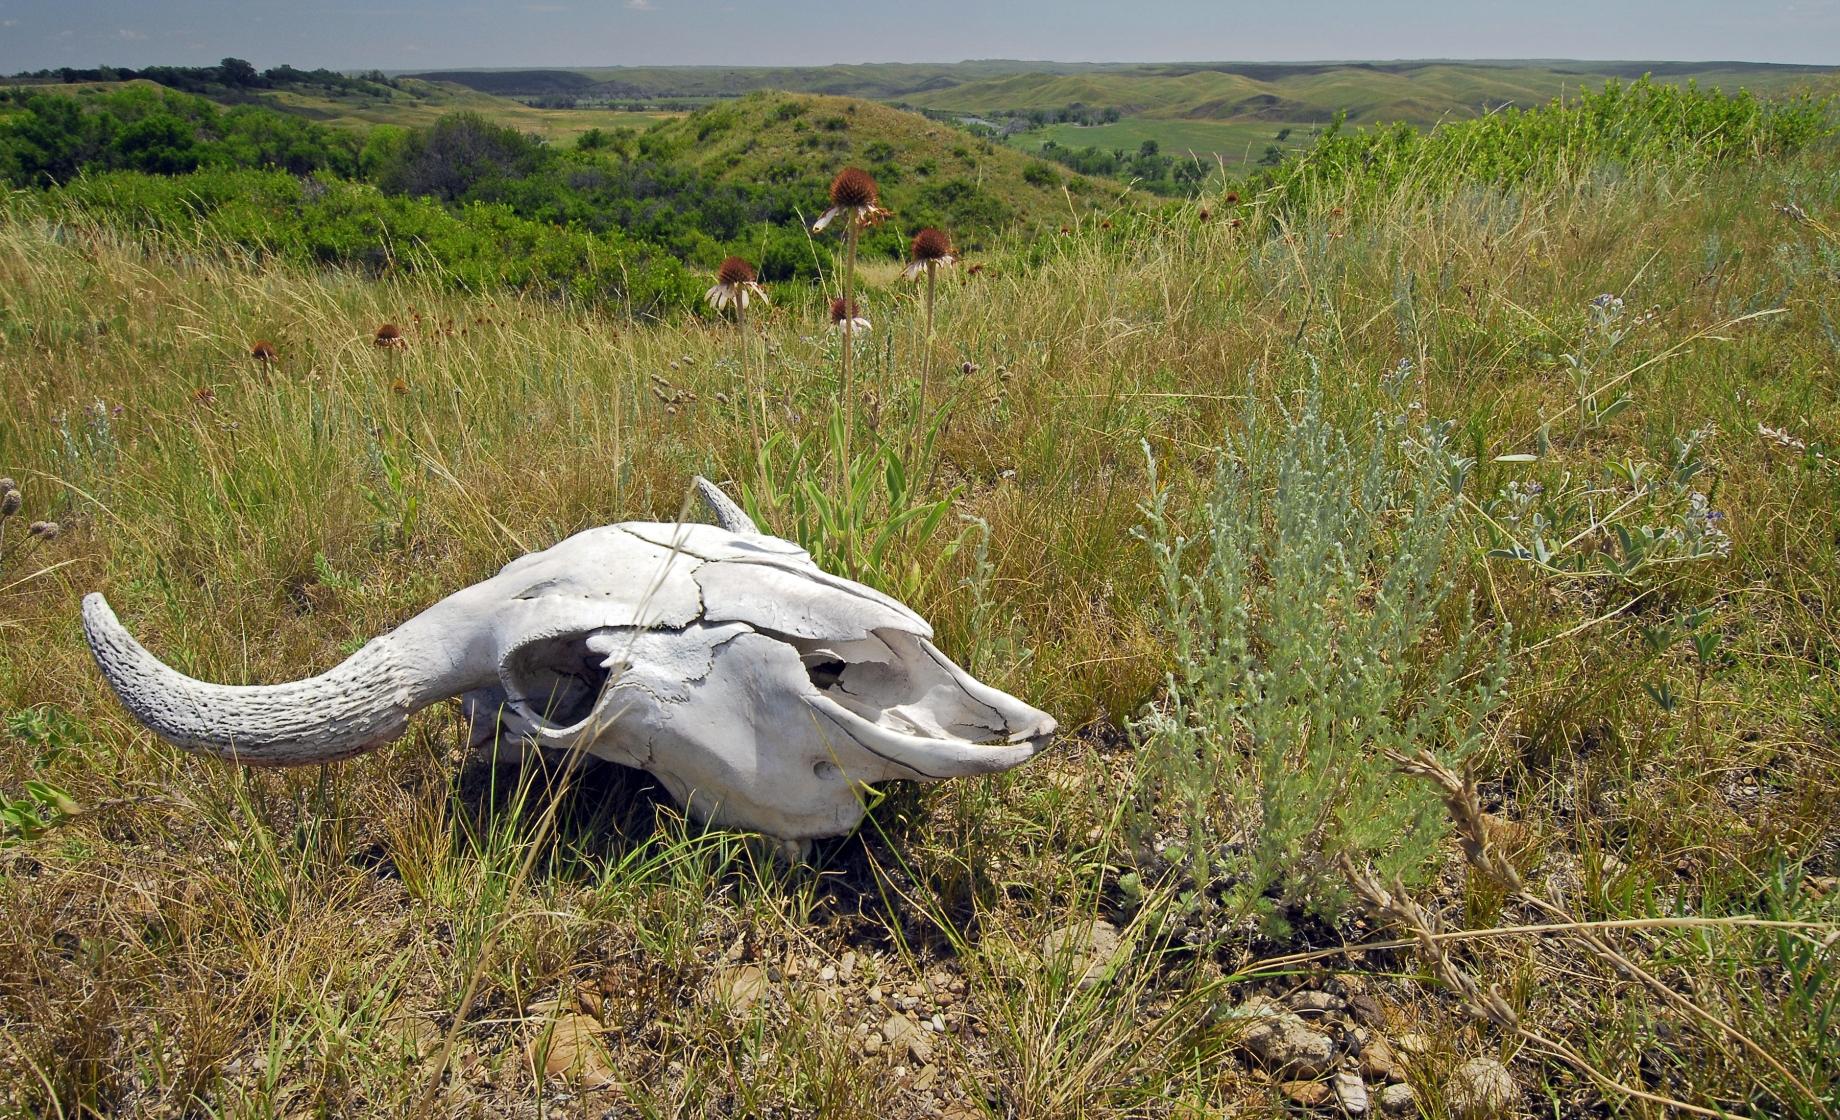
top-left (82, 479), bottom-right (1055, 840)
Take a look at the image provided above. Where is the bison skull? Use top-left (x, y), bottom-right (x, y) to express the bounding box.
top-left (81, 480), bottom-right (1055, 841)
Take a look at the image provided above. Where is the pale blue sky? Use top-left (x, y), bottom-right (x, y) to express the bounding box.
top-left (0, 0), bottom-right (1833, 73)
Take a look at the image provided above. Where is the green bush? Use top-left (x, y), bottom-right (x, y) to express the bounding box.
top-left (1125, 382), bottom-right (1507, 942)
top-left (42, 169), bottom-right (699, 316)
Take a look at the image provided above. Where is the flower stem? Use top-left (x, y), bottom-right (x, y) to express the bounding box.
top-left (841, 222), bottom-right (859, 480)
top-left (737, 300), bottom-right (759, 454)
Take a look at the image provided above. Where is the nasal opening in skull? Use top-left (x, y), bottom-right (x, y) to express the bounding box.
top-left (802, 651), bottom-right (847, 691)
top-left (776, 630), bottom-right (1012, 743)
top-left (502, 634), bottom-right (614, 729)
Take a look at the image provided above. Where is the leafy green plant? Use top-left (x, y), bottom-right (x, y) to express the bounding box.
top-left (1, 707), bottom-right (85, 847)
top-left (1125, 381), bottom-right (1507, 942)
top-left (1477, 426), bottom-right (1731, 584)
top-left (741, 410), bottom-right (965, 608)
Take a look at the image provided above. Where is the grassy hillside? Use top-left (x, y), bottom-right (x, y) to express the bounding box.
top-left (905, 59), bottom-right (1840, 123)
top-left (4, 75), bottom-right (679, 144)
top-left (640, 91), bottom-right (1103, 238)
top-left (263, 78), bottom-right (680, 142)
top-left (407, 60), bottom-right (1119, 102)
top-left (1, 84), bottom-right (1838, 1119)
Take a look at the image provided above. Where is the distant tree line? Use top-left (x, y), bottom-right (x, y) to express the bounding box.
top-left (3, 58), bottom-right (400, 98)
top-left (1035, 137), bottom-right (1209, 196)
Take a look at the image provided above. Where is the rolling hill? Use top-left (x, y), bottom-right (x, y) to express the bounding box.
top-left (901, 59), bottom-right (1840, 124)
top-left (636, 91), bottom-right (1101, 241)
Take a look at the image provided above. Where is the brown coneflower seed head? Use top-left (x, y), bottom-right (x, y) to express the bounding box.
top-left (250, 340), bottom-right (277, 361)
top-left (1198, 208), bottom-right (1211, 223)
top-left (910, 227), bottom-right (953, 262)
top-left (1, 489), bottom-right (20, 518)
top-left (374, 323), bottom-right (403, 347)
top-left (1224, 191), bottom-right (1240, 206)
top-left (716, 256), bottom-right (758, 286)
top-left (828, 296), bottom-right (860, 323)
top-left (829, 167), bottom-right (879, 209)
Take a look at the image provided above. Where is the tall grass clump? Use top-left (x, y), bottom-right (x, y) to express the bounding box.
top-left (1126, 380), bottom-right (1507, 942)
top-left (1259, 76), bottom-right (1833, 211)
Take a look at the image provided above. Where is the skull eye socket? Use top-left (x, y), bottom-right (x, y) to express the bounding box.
top-left (501, 634), bottom-right (615, 730)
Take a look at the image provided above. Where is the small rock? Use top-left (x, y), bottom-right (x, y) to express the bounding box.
top-left (913, 1064), bottom-right (938, 1091)
top-left (1359, 1035), bottom-right (1403, 1083)
top-left (883, 1014), bottom-right (934, 1064)
top-left (1375, 1082), bottom-right (1417, 1117)
top-left (1281, 1079), bottom-right (1332, 1108)
top-left (819, 965), bottom-right (837, 983)
top-left (1447, 1057), bottom-right (1515, 1119)
top-left (862, 1031), bottom-right (883, 1055)
top-left (1286, 991), bottom-right (1345, 1016)
top-left (839, 951), bottom-right (857, 981)
top-left (709, 964), bottom-right (767, 1011)
top-left (1040, 919), bottom-right (1123, 991)
top-left (1239, 998), bottom-right (1337, 1079)
top-left (1346, 992), bottom-right (1386, 1027)
top-left (1333, 1070), bottom-right (1370, 1115)
top-left (1393, 1033), bottom-right (1430, 1056)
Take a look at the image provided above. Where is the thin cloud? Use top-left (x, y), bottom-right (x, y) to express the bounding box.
top-left (626, 0), bottom-right (655, 10)
top-left (116, 28), bottom-right (147, 40)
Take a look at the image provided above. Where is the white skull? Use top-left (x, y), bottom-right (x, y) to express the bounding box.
top-left (82, 480), bottom-right (1055, 840)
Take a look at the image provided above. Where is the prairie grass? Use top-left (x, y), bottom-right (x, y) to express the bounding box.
top-left (1, 135), bottom-right (1838, 1118)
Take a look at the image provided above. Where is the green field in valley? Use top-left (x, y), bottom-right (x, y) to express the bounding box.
top-left (1009, 117), bottom-right (1325, 168)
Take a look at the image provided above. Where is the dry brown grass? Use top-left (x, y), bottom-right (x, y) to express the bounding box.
top-left (1, 148), bottom-right (1837, 1117)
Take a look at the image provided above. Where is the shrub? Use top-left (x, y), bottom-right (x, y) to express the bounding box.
top-left (1126, 381), bottom-right (1507, 943)
top-left (1021, 161), bottom-right (1059, 188)
top-left (44, 169), bottom-right (699, 316)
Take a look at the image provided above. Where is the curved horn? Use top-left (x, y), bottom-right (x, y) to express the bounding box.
top-left (693, 476), bottom-right (760, 535)
top-left (83, 592), bottom-right (497, 765)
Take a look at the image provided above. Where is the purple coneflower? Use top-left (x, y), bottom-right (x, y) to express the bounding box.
top-left (902, 227), bottom-right (955, 341)
top-left (812, 168), bottom-right (890, 233)
top-left (707, 256), bottom-right (768, 447)
top-left (830, 296), bottom-right (871, 335)
top-left (705, 256), bottom-right (768, 314)
top-left (813, 168), bottom-right (889, 463)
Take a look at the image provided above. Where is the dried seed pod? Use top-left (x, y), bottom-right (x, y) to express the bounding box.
top-left (829, 167), bottom-right (878, 209)
top-left (1, 489), bottom-right (20, 518)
